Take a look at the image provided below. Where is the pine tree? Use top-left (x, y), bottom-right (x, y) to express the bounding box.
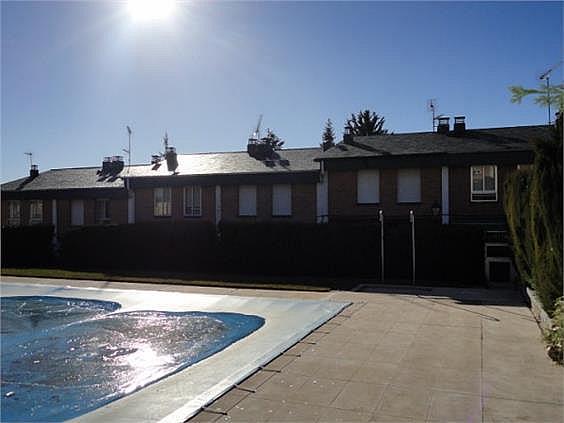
top-left (346, 110), bottom-right (389, 136)
top-left (321, 119), bottom-right (335, 151)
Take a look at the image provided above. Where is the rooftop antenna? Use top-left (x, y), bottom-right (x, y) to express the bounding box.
top-left (163, 131), bottom-right (169, 152)
top-left (427, 99), bottom-right (438, 131)
top-left (123, 125), bottom-right (132, 171)
top-left (251, 114), bottom-right (263, 141)
top-left (24, 152), bottom-right (33, 168)
top-left (539, 61), bottom-right (562, 124)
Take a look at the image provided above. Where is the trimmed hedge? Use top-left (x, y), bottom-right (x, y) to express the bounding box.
top-left (217, 221), bottom-right (381, 277)
top-left (59, 221), bottom-right (216, 272)
top-left (1, 225), bottom-right (54, 268)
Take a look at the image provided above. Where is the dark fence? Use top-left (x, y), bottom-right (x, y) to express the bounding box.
top-left (1, 225), bottom-right (54, 268)
top-left (59, 222), bottom-right (216, 272)
top-left (2, 219), bottom-right (487, 285)
top-left (217, 222), bottom-right (381, 277)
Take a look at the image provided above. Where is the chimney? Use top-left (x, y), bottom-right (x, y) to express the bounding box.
top-left (101, 156), bottom-right (112, 173)
top-left (437, 116), bottom-right (450, 134)
top-left (247, 137), bottom-right (273, 160)
top-left (343, 126), bottom-right (353, 144)
top-left (29, 164), bottom-right (39, 178)
top-left (453, 116), bottom-right (466, 135)
top-left (110, 156), bottom-right (124, 174)
top-left (165, 146), bottom-right (178, 172)
top-left (151, 154), bottom-right (161, 165)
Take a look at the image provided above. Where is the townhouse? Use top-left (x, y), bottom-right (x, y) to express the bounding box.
top-left (1, 117), bottom-right (551, 231)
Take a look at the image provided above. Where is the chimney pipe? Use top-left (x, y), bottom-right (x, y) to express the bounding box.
top-left (343, 126), bottom-right (353, 144)
top-left (437, 116), bottom-right (450, 134)
top-left (110, 156), bottom-right (124, 174)
top-left (29, 164), bottom-right (39, 178)
top-left (453, 116), bottom-right (466, 135)
top-left (165, 146), bottom-right (178, 172)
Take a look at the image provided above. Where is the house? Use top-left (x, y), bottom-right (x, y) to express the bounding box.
top-left (1, 117), bottom-right (551, 233)
top-left (315, 117), bottom-right (550, 224)
top-left (1, 147), bottom-right (323, 233)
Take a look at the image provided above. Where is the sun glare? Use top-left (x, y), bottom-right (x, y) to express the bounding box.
top-left (127, 0), bottom-right (177, 22)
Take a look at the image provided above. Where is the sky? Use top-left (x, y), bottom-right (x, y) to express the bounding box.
top-left (1, 1), bottom-right (562, 182)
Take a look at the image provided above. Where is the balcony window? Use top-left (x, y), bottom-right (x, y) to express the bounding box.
top-left (7, 201), bottom-right (20, 226)
top-left (95, 199), bottom-right (110, 224)
top-left (471, 165), bottom-right (497, 202)
top-left (184, 186), bottom-right (202, 217)
top-left (154, 188), bottom-right (172, 217)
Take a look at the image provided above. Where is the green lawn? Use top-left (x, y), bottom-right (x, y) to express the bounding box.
top-left (0, 268), bottom-right (334, 292)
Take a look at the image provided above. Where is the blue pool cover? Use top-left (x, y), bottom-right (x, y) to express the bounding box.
top-left (1, 296), bottom-right (265, 422)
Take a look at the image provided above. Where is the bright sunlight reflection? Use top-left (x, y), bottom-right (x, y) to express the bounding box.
top-left (127, 0), bottom-right (177, 23)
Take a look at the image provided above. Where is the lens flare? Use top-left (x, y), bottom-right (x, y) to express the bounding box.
top-left (127, 0), bottom-right (177, 23)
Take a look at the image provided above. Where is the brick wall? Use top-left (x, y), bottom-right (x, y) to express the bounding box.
top-left (221, 183), bottom-right (316, 223)
top-left (135, 186), bottom-right (215, 223)
top-left (449, 164), bottom-right (516, 219)
top-left (328, 168), bottom-right (442, 219)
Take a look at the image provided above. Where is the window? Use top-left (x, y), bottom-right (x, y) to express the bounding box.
top-left (397, 168), bottom-right (421, 203)
top-left (95, 199), bottom-right (110, 224)
top-left (272, 184), bottom-right (292, 216)
top-left (71, 200), bottom-right (84, 226)
top-left (357, 170), bottom-right (380, 204)
top-left (29, 200), bottom-right (43, 224)
top-left (471, 165), bottom-right (497, 202)
top-left (154, 188), bottom-right (172, 217)
top-left (238, 185), bottom-right (257, 216)
top-left (7, 201), bottom-right (20, 226)
top-left (184, 186), bottom-right (202, 217)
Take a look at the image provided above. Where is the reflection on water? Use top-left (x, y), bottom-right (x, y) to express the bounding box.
top-left (1, 296), bottom-right (264, 422)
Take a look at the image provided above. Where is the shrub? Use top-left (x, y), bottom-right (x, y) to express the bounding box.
top-left (1, 225), bottom-right (54, 267)
top-left (545, 297), bottom-right (564, 365)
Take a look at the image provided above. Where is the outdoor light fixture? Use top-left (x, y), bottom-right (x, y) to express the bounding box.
top-left (431, 201), bottom-right (441, 217)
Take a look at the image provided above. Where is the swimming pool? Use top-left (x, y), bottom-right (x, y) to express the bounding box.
top-left (0, 281), bottom-right (348, 422)
top-left (1, 296), bottom-right (264, 422)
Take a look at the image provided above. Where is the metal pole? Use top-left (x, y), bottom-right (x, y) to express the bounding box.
top-left (547, 76), bottom-right (551, 125)
top-left (410, 210), bottom-right (415, 285)
top-left (379, 210), bottom-right (384, 282)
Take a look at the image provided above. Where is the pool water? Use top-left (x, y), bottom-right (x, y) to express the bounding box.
top-left (1, 296), bottom-right (264, 422)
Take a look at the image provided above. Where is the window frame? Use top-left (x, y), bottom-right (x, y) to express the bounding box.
top-left (153, 187), bottom-right (172, 217)
top-left (238, 185), bottom-right (257, 217)
top-left (183, 185), bottom-right (202, 217)
top-left (470, 165), bottom-right (498, 202)
top-left (356, 169), bottom-right (380, 205)
top-left (95, 199), bottom-right (111, 224)
top-left (7, 200), bottom-right (21, 226)
top-left (29, 200), bottom-right (43, 225)
top-left (397, 168), bottom-right (422, 204)
top-left (272, 184), bottom-right (292, 217)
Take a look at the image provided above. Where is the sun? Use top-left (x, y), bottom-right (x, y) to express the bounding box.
top-left (127, 0), bottom-right (177, 23)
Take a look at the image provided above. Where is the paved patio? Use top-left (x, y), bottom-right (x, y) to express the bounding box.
top-left (2, 277), bottom-right (562, 422)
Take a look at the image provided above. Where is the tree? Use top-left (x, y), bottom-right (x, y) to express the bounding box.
top-left (509, 83), bottom-right (564, 111)
top-left (321, 119), bottom-right (335, 150)
top-left (346, 109), bottom-right (389, 136)
top-left (261, 129), bottom-right (284, 150)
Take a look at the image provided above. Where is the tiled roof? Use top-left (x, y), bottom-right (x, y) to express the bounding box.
top-left (1, 167), bottom-right (126, 192)
top-left (316, 125), bottom-right (550, 160)
top-left (126, 148), bottom-right (321, 178)
top-left (1, 148), bottom-right (321, 191)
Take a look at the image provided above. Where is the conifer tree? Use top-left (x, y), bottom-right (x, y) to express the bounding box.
top-left (346, 110), bottom-right (389, 136)
top-left (321, 119), bottom-right (335, 151)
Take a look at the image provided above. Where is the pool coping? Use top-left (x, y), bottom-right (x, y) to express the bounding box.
top-left (1, 281), bottom-right (349, 423)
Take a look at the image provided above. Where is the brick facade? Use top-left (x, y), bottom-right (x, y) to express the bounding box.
top-left (328, 167), bottom-right (442, 219)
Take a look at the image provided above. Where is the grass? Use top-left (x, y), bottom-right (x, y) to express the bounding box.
top-left (0, 268), bottom-right (335, 292)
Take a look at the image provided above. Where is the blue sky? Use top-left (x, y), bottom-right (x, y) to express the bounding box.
top-left (1, 1), bottom-right (562, 182)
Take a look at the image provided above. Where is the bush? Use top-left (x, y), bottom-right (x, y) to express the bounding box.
top-left (59, 221), bottom-right (216, 272)
top-left (1, 225), bottom-right (54, 267)
top-left (505, 114), bottom-right (563, 314)
top-left (545, 297), bottom-right (564, 365)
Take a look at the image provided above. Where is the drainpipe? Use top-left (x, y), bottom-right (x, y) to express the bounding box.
top-left (215, 185), bottom-right (222, 226)
top-left (410, 210), bottom-right (416, 285)
top-left (379, 210), bottom-right (384, 282)
top-left (441, 166), bottom-right (449, 224)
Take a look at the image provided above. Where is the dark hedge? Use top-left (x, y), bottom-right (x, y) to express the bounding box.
top-left (1, 225), bottom-right (54, 267)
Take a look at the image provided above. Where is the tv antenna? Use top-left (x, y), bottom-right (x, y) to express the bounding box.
top-left (427, 99), bottom-right (438, 131)
top-left (251, 114), bottom-right (263, 141)
top-left (24, 152), bottom-right (33, 167)
top-left (123, 125), bottom-right (132, 170)
top-left (539, 61), bottom-right (563, 124)
top-left (163, 131), bottom-right (169, 151)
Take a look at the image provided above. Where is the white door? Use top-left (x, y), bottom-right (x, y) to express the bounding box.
top-left (71, 200), bottom-right (84, 226)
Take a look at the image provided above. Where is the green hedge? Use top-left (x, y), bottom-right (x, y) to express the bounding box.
top-left (59, 221), bottom-right (216, 272)
top-left (1, 225), bottom-right (54, 268)
top-left (505, 115), bottom-right (563, 315)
